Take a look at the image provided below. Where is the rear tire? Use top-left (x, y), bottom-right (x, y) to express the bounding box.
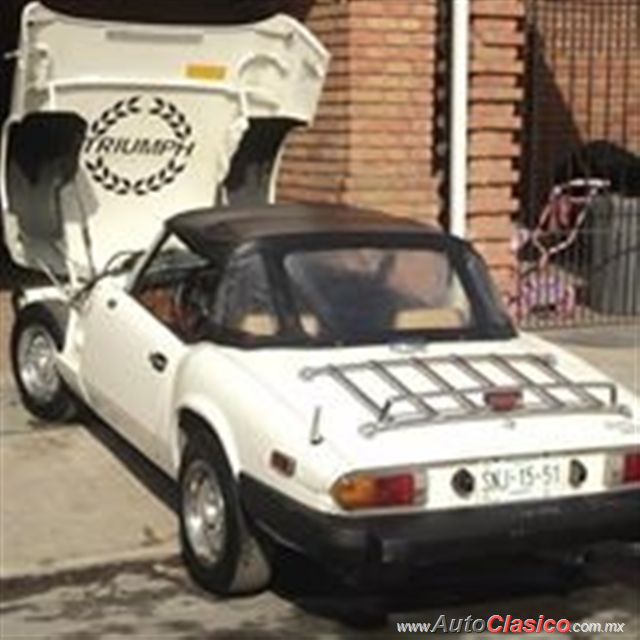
top-left (179, 428), bottom-right (271, 596)
top-left (11, 303), bottom-right (79, 422)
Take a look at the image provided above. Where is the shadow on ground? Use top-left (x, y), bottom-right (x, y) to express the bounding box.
top-left (4, 540), bottom-right (633, 639)
top-left (80, 411), bottom-right (179, 514)
top-left (271, 550), bottom-right (605, 629)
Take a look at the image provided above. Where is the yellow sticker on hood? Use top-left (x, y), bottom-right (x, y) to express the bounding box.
top-left (186, 64), bottom-right (227, 81)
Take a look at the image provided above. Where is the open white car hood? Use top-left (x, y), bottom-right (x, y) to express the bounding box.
top-left (1, 2), bottom-right (328, 276)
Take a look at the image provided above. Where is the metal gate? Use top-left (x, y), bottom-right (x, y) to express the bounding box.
top-left (516, 0), bottom-right (639, 328)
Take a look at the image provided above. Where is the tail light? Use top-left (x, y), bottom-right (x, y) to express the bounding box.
top-left (331, 469), bottom-right (426, 511)
top-left (623, 452), bottom-right (640, 484)
top-left (606, 450), bottom-right (640, 487)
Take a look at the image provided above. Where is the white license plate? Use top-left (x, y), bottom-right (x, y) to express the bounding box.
top-left (478, 457), bottom-right (566, 504)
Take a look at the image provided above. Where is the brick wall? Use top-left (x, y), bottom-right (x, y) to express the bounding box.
top-left (278, 0), bottom-right (525, 299)
top-left (525, 0), bottom-right (640, 217)
top-left (531, 0), bottom-right (639, 153)
top-left (277, 0), bottom-right (351, 208)
top-left (278, 0), bottom-right (442, 223)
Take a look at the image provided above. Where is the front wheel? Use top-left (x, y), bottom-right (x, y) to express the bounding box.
top-left (179, 428), bottom-right (271, 596)
top-left (11, 303), bottom-right (80, 422)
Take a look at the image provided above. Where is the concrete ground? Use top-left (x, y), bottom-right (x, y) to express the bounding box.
top-left (0, 292), bottom-right (177, 581)
top-left (2, 537), bottom-right (639, 639)
top-left (0, 427), bottom-right (177, 579)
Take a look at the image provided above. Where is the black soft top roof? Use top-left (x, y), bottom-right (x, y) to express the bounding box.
top-left (167, 204), bottom-right (443, 258)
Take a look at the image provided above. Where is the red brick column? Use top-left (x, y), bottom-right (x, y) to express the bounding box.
top-left (467, 0), bottom-right (525, 296)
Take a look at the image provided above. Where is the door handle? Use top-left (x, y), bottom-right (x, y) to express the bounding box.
top-left (149, 352), bottom-right (168, 372)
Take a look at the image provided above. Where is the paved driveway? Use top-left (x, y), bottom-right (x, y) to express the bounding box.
top-left (0, 290), bottom-right (177, 580)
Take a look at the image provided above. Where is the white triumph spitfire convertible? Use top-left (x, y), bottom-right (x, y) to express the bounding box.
top-left (3, 3), bottom-right (640, 596)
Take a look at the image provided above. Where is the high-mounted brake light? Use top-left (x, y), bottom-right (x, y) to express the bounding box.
top-left (484, 388), bottom-right (523, 413)
top-left (331, 470), bottom-right (425, 511)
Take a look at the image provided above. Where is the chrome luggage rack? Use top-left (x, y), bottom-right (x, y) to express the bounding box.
top-left (299, 353), bottom-right (625, 438)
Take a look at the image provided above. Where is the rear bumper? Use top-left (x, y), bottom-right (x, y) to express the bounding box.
top-left (240, 475), bottom-right (640, 574)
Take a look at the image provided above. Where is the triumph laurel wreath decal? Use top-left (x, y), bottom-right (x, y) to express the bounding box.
top-left (84, 96), bottom-right (196, 197)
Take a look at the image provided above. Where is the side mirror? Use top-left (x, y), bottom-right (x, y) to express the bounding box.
top-left (6, 112), bottom-right (87, 239)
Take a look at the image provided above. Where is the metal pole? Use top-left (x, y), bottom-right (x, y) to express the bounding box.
top-left (449, 0), bottom-right (470, 238)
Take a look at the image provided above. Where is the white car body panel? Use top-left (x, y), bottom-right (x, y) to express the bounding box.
top-left (1, 2), bottom-right (329, 274)
top-left (78, 279), bottom-right (186, 462)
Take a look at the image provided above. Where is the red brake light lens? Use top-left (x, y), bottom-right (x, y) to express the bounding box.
top-left (623, 452), bottom-right (640, 484)
top-left (484, 388), bottom-right (523, 412)
top-left (375, 474), bottom-right (416, 507)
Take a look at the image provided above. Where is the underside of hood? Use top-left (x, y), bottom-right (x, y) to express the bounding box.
top-left (0, 2), bottom-right (329, 277)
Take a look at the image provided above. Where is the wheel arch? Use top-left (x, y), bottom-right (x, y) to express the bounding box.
top-left (175, 403), bottom-right (241, 477)
top-left (10, 298), bottom-right (79, 422)
top-left (20, 299), bottom-right (70, 333)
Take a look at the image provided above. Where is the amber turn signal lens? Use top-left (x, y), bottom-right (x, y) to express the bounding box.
top-left (332, 471), bottom-right (423, 510)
